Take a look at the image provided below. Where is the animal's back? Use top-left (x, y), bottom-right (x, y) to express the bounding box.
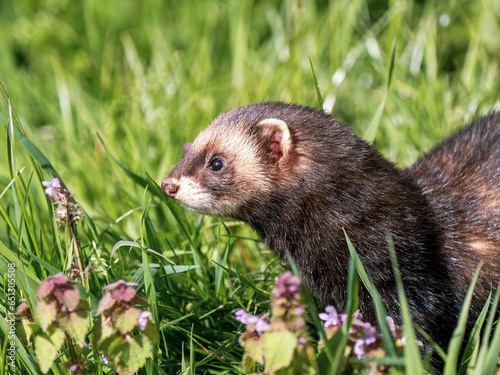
top-left (407, 113), bottom-right (500, 301)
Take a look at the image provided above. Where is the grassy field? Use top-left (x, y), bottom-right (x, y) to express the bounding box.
top-left (0, 0), bottom-right (499, 374)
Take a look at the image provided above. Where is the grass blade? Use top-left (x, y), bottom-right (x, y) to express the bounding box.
top-left (343, 230), bottom-right (400, 362)
top-left (474, 281), bottom-right (500, 374)
top-left (0, 112), bottom-right (62, 184)
top-left (214, 222), bottom-right (230, 296)
top-left (387, 235), bottom-right (424, 374)
top-left (458, 290), bottom-right (491, 373)
top-left (443, 264), bottom-right (482, 375)
top-left (363, 36), bottom-right (396, 143)
top-left (308, 55), bottom-right (324, 109)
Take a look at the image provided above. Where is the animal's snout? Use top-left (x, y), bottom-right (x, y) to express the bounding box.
top-left (162, 180), bottom-right (179, 198)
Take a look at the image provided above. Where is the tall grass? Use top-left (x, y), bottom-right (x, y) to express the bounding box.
top-left (0, 0), bottom-right (499, 374)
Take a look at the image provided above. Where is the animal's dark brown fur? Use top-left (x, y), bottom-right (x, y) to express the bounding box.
top-left (162, 102), bottom-right (500, 355)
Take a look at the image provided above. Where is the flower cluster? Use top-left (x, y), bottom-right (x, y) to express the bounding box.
top-left (319, 306), bottom-right (405, 373)
top-left (32, 274), bottom-right (160, 374)
top-left (236, 272), bottom-right (312, 374)
top-left (235, 310), bottom-right (270, 336)
top-left (35, 273), bottom-right (90, 374)
top-left (270, 271), bottom-right (308, 340)
top-left (42, 178), bottom-right (82, 224)
top-left (94, 280), bottom-right (158, 375)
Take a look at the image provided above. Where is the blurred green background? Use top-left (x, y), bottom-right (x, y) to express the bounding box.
top-left (1, 0), bottom-right (499, 230)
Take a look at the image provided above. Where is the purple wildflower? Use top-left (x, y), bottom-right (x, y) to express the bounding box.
top-left (183, 143), bottom-right (192, 151)
top-left (42, 178), bottom-right (82, 224)
top-left (353, 339), bottom-right (365, 359)
top-left (319, 305), bottom-right (340, 328)
top-left (255, 316), bottom-right (270, 335)
top-left (42, 178), bottom-right (61, 201)
top-left (235, 309), bottom-right (269, 335)
top-left (363, 322), bottom-right (377, 345)
top-left (274, 271), bottom-right (301, 298)
top-left (138, 311), bottom-right (152, 331)
top-left (97, 280), bottom-right (145, 316)
top-left (235, 309), bottom-right (251, 324)
top-left (70, 364), bottom-right (77, 372)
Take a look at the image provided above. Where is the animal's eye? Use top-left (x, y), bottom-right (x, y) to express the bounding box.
top-left (209, 158), bottom-right (224, 172)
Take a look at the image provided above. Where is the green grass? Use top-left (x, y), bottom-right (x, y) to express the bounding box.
top-left (0, 0), bottom-right (499, 374)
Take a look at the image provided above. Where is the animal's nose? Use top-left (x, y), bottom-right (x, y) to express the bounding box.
top-left (161, 181), bottom-right (179, 198)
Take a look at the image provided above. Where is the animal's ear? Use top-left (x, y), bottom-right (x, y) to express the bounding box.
top-left (255, 118), bottom-right (292, 164)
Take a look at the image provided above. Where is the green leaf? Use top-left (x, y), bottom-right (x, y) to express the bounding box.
top-left (130, 263), bottom-right (161, 291)
top-left (106, 335), bottom-right (153, 375)
top-left (94, 314), bottom-right (116, 346)
top-left (111, 240), bottom-right (175, 265)
top-left (263, 331), bottom-right (297, 373)
top-left (0, 310), bottom-right (42, 375)
top-left (36, 299), bottom-right (57, 331)
top-left (59, 287), bottom-right (80, 311)
top-left (58, 301), bottom-right (89, 344)
top-left (113, 306), bottom-right (142, 335)
top-left (164, 265), bottom-right (200, 275)
top-left (142, 319), bottom-right (159, 345)
top-left (34, 326), bottom-right (65, 374)
top-left (242, 353), bottom-right (257, 374)
top-left (100, 335), bottom-right (126, 364)
top-left (243, 335), bottom-right (265, 365)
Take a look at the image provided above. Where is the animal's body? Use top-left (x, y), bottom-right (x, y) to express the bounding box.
top-left (162, 102), bottom-right (500, 352)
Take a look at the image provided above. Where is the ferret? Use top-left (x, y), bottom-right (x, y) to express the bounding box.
top-left (161, 102), bottom-right (499, 354)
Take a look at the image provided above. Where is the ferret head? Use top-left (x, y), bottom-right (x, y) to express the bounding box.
top-left (161, 104), bottom-right (295, 218)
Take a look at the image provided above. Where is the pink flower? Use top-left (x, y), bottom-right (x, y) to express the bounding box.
top-left (363, 322), bottom-right (377, 345)
top-left (42, 178), bottom-right (61, 201)
top-left (235, 309), bottom-right (269, 335)
top-left (255, 317), bottom-right (270, 335)
top-left (319, 305), bottom-right (340, 328)
top-left (97, 280), bottom-right (145, 316)
top-left (273, 271), bottom-right (301, 298)
top-left (37, 272), bottom-right (80, 311)
top-left (235, 309), bottom-right (251, 324)
top-left (138, 311), bottom-right (152, 331)
top-left (183, 143), bottom-right (192, 151)
top-left (353, 339), bottom-right (365, 359)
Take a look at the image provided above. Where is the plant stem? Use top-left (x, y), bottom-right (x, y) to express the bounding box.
top-left (65, 332), bottom-right (78, 366)
top-left (70, 223), bottom-right (86, 287)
